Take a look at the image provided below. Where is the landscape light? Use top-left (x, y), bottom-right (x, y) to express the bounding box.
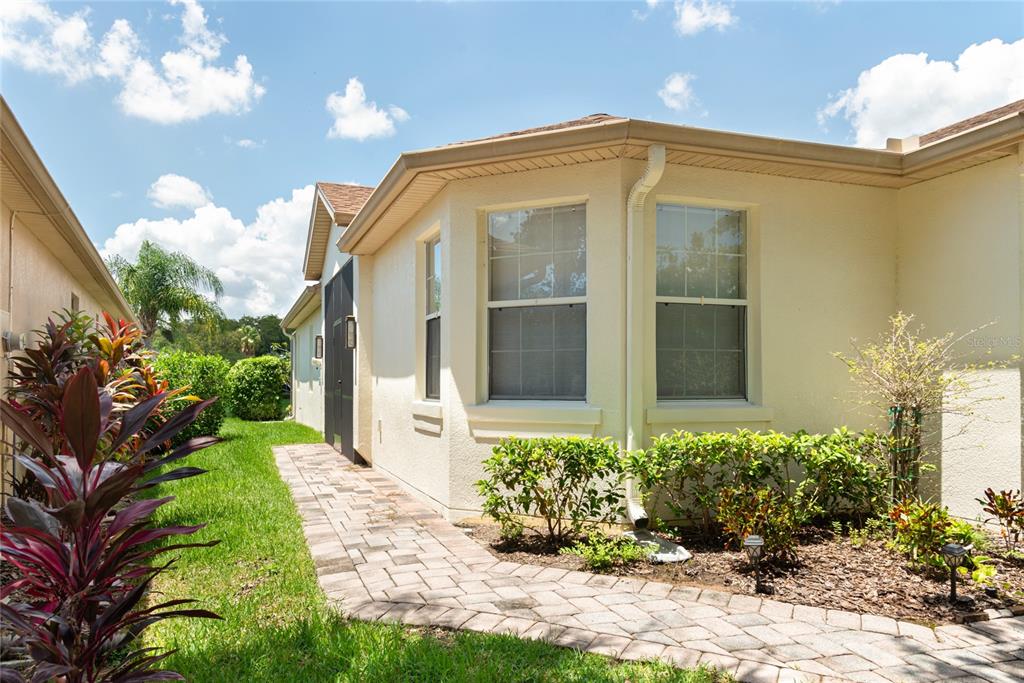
top-left (743, 535), bottom-right (764, 593)
top-left (940, 543), bottom-right (967, 602)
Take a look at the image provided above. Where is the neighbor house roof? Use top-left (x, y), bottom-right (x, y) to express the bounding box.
top-left (336, 105), bottom-right (1024, 255)
top-left (281, 283), bottom-right (321, 332)
top-left (920, 100), bottom-right (1024, 146)
top-left (302, 182), bottom-right (374, 280)
top-left (0, 96), bottom-right (135, 322)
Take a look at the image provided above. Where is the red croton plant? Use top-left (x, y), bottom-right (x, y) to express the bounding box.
top-left (1, 365), bottom-right (220, 682)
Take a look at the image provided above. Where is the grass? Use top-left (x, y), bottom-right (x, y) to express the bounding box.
top-left (143, 418), bottom-right (728, 682)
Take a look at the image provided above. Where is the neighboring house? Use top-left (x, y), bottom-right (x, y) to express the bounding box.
top-left (1, 96), bottom-right (136, 488)
top-left (290, 103), bottom-right (1024, 521)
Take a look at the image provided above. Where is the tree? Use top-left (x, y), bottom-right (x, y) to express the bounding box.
top-left (834, 312), bottom-right (1010, 503)
top-left (107, 240), bottom-right (224, 341)
top-left (238, 324), bottom-right (261, 357)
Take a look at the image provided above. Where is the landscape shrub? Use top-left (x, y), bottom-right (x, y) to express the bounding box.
top-left (7, 310), bottom-right (180, 461)
top-left (1, 364), bottom-right (219, 681)
top-left (155, 351), bottom-right (230, 442)
top-left (476, 437), bottom-right (625, 545)
top-left (889, 498), bottom-right (951, 569)
top-left (560, 534), bottom-right (652, 571)
top-left (627, 428), bottom-right (887, 533)
top-left (226, 355), bottom-right (289, 421)
top-left (977, 488), bottom-right (1024, 552)
top-left (717, 484), bottom-right (801, 559)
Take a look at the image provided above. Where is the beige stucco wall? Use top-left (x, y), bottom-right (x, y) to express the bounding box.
top-left (362, 158), bottom-right (902, 519)
top-left (896, 157), bottom-right (1023, 519)
top-left (289, 305), bottom-right (324, 434)
top-left (1, 202), bottom-right (105, 393)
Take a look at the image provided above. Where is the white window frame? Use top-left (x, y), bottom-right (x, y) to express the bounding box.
top-left (654, 201), bottom-right (750, 402)
top-left (484, 199), bottom-right (589, 402)
top-left (424, 235), bottom-right (441, 401)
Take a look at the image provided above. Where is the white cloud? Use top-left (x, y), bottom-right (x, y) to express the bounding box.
top-left (102, 182), bottom-right (315, 317)
top-left (633, 0), bottom-right (661, 21)
top-left (0, 0), bottom-right (265, 124)
top-left (147, 173), bottom-right (211, 209)
top-left (674, 0), bottom-right (736, 36)
top-left (658, 72), bottom-right (698, 112)
top-left (234, 137), bottom-right (263, 149)
top-left (819, 38), bottom-right (1024, 148)
top-left (326, 77), bottom-right (409, 141)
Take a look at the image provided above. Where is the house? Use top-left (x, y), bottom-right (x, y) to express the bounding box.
top-left (1, 96), bottom-right (136, 488)
top-left (287, 103), bottom-right (1024, 521)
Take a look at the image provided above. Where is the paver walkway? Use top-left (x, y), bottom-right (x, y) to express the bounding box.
top-left (275, 443), bottom-right (1024, 683)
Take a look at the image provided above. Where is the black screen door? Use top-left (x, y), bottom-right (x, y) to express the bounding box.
top-left (324, 261), bottom-right (356, 461)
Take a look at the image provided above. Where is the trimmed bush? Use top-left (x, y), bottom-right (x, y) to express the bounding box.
top-left (226, 355), bottom-right (289, 421)
top-left (717, 485), bottom-right (801, 559)
top-left (154, 351), bottom-right (230, 441)
top-left (626, 428), bottom-right (887, 533)
top-left (476, 437), bottom-right (625, 544)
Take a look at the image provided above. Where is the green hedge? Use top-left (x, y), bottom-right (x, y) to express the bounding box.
top-left (226, 356), bottom-right (289, 421)
top-left (154, 351), bottom-right (230, 442)
top-left (625, 428), bottom-right (888, 536)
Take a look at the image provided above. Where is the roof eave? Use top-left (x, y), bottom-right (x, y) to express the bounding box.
top-left (902, 112), bottom-right (1024, 176)
top-left (281, 283), bottom-right (321, 332)
top-left (1, 96), bottom-right (136, 324)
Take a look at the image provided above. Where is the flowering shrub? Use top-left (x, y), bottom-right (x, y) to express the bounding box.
top-left (477, 437), bottom-right (625, 544)
top-left (1, 367), bottom-right (219, 682)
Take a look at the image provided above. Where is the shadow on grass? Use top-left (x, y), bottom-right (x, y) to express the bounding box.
top-left (161, 612), bottom-right (722, 683)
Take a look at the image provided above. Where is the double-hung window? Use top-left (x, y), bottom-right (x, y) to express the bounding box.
top-left (487, 203), bottom-right (587, 400)
top-left (655, 204), bottom-right (747, 400)
top-left (425, 237), bottom-right (441, 400)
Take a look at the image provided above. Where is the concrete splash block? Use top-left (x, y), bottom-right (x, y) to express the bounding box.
top-left (623, 529), bottom-right (692, 563)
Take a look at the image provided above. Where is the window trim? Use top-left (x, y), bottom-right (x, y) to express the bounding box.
top-left (651, 198), bottom-right (759, 405)
top-left (483, 199), bottom-right (589, 402)
top-left (424, 234), bottom-right (442, 401)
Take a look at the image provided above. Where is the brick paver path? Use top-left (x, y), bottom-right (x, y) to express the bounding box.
top-left (275, 443), bottom-right (1024, 683)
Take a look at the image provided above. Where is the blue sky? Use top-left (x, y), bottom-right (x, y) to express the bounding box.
top-left (2, 1), bottom-right (1021, 315)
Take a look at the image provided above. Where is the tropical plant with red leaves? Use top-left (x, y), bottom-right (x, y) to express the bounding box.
top-left (6, 310), bottom-right (186, 462)
top-left (1, 367), bottom-right (220, 682)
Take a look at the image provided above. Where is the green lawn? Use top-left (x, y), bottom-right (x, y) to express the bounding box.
top-left (143, 418), bottom-right (728, 682)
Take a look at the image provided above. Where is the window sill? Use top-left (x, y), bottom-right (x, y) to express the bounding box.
top-left (412, 399), bottom-right (443, 420)
top-left (466, 401), bottom-right (602, 438)
top-left (646, 401), bottom-right (773, 425)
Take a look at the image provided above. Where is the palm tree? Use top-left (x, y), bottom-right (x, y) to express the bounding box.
top-left (107, 240), bottom-right (224, 341)
top-left (238, 324), bottom-right (261, 357)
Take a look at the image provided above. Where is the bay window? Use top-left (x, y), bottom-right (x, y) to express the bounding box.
top-left (425, 236), bottom-right (441, 400)
top-left (656, 204), bottom-right (747, 400)
top-left (487, 203), bottom-right (587, 400)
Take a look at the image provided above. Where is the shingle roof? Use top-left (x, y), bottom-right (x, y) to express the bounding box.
top-left (919, 100), bottom-right (1024, 146)
top-left (448, 113), bottom-right (625, 146)
top-left (316, 182), bottom-right (375, 216)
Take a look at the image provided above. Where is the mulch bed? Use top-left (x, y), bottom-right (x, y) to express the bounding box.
top-left (458, 520), bottom-right (1024, 626)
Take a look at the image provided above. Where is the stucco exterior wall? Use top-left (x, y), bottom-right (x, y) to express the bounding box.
top-left (897, 157), bottom-right (1023, 519)
top-left (1, 202), bottom-right (105, 393)
top-left (289, 306), bottom-right (324, 434)
top-left (365, 194), bottom-right (450, 511)
top-left (363, 158), bottom-right (901, 519)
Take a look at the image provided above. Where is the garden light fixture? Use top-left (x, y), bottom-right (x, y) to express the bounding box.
top-left (940, 542), bottom-right (967, 602)
top-left (743, 535), bottom-right (764, 593)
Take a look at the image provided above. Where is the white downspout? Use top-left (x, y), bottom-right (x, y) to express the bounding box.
top-left (623, 144), bottom-right (665, 528)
